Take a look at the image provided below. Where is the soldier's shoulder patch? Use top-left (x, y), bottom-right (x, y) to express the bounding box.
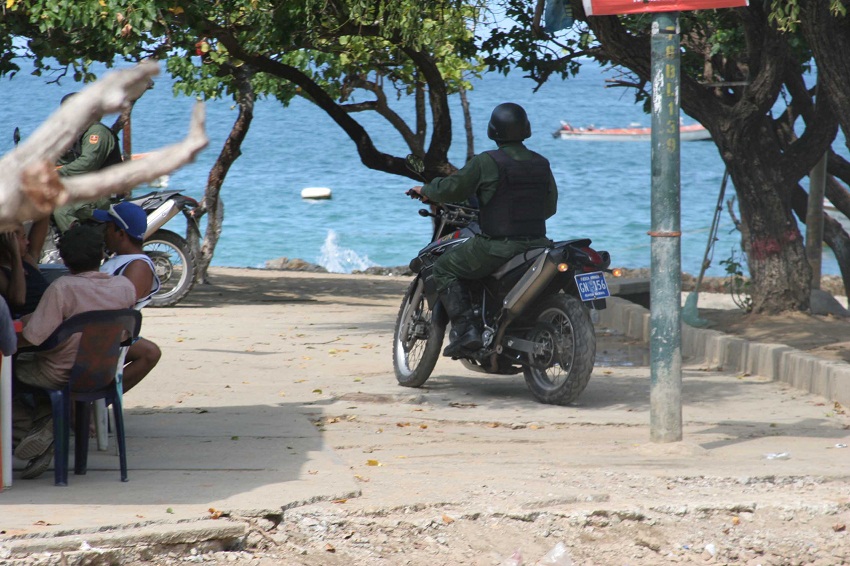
top-left (88, 134), bottom-right (100, 144)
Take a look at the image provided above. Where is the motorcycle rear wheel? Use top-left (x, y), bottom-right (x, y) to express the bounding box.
top-left (523, 294), bottom-right (596, 405)
top-left (393, 279), bottom-right (446, 388)
top-left (144, 229), bottom-right (196, 307)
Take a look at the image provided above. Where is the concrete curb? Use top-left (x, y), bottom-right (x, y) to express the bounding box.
top-left (0, 520), bottom-right (248, 561)
top-left (597, 296), bottom-right (850, 407)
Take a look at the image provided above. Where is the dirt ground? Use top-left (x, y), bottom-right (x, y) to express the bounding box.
top-left (112, 268), bottom-right (850, 566)
top-left (694, 273), bottom-right (850, 365)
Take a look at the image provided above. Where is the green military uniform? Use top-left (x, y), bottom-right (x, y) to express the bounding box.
top-left (421, 141), bottom-right (558, 292)
top-left (53, 122), bottom-right (122, 233)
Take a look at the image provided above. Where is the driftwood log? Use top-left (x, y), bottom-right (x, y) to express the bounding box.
top-left (0, 60), bottom-right (208, 230)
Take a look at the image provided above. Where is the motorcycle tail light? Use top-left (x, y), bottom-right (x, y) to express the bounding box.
top-left (612, 268), bottom-right (623, 277)
top-left (557, 263), bottom-right (569, 272)
top-left (581, 247), bottom-right (603, 265)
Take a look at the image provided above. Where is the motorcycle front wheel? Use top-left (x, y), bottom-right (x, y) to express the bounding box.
top-left (144, 229), bottom-right (196, 307)
top-left (523, 294), bottom-right (596, 405)
top-left (393, 278), bottom-right (446, 388)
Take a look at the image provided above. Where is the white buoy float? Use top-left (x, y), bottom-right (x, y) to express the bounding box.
top-left (301, 187), bottom-right (332, 200)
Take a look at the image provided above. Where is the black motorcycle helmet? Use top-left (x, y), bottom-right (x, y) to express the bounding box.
top-left (487, 102), bottom-right (531, 142)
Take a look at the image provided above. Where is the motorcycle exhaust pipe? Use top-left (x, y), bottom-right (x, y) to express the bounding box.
top-left (502, 249), bottom-right (558, 318)
top-left (485, 250), bottom-right (560, 373)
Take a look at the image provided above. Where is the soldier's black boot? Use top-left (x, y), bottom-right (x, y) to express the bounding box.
top-left (440, 282), bottom-right (483, 358)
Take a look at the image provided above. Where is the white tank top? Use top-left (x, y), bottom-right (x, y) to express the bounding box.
top-left (101, 254), bottom-right (161, 309)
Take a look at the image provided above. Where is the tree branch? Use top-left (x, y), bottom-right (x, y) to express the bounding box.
top-left (0, 61), bottom-right (208, 229)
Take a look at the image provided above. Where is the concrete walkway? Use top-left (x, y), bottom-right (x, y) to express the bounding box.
top-left (1, 269), bottom-right (848, 561)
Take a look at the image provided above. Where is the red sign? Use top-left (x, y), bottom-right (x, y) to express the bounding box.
top-left (583, 0), bottom-right (748, 16)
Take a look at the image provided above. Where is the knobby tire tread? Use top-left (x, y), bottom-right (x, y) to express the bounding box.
top-left (145, 229), bottom-right (196, 308)
top-left (523, 294), bottom-right (596, 405)
top-left (393, 280), bottom-right (444, 388)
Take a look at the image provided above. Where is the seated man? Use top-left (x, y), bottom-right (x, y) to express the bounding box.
top-left (0, 299), bottom-right (15, 357)
top-left (0, 218), bottom-right (50, 318)
top-left (12, 225), bottom-right (136, 480)
top-left (93, 202), bottom-right (161, 392)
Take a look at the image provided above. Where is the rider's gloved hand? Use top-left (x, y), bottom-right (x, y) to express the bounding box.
top-left (406, 186), bottom-right (431, 203)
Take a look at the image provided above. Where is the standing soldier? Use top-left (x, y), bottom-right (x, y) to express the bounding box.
top-left (52, 92), bottom-right (124, 233)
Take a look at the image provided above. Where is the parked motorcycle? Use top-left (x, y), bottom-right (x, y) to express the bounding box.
top-left (394, 178), bottom-right (616, 405)
top-left (40, 189), bottom-right (198, 307)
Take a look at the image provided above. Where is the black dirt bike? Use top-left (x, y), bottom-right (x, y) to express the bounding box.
top-left (393, 185), bottom-right (615, 405)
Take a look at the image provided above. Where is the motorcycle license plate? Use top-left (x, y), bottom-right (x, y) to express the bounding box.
top-left (575, 271), bottom-right (610, 301)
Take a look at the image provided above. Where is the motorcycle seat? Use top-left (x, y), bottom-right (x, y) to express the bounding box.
top-left (490, 247), bottom-right (547, 280)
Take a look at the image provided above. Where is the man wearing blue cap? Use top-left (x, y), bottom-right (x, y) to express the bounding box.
top-left (93, 202), bottom-right (162, 392)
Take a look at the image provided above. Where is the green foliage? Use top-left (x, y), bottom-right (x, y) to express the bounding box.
top-left (480, 0), bottom-right (583, 88)
top-left (768, 0), bottom-right (845, 31)
top-left (720, 249), bottom-right (753, 313)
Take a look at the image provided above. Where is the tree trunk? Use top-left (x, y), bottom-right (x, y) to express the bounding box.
top-left (191, 66), bottom-right (255, 284)
top-left (800, 0), bottom-right (850, 155)
top-left (721, 118), bottom-right (811, 313)
top-left (585, 9), bottom-right (829, 314)
top-left (791, 183), bottom-right (850, 303)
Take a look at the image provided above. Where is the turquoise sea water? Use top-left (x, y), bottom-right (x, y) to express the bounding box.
top-left (1, 60), bottom-right (843, 277)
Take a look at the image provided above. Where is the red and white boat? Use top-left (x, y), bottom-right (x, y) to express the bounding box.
top-left (552, 121), bottom-right (711, 142)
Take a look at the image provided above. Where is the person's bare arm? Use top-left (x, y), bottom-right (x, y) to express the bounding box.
top-left (25, 217), bottom-right (49, 266)
top-left (121, 259), bottom-right (154, 301)
top-left (0, 233), bottom-right (26, 308)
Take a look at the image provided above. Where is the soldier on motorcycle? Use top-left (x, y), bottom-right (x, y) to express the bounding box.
top-left (407, 102), bottom-right (558, 358)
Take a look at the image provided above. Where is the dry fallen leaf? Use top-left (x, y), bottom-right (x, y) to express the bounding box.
top-left (419, 424), bottom-right (428, 429)
top-left (208, 508), bottom-right (222, 519)
top-left (313, 389), bottom-right (323, 394)
top-left (488, 423), bottom-right (500, 428)
top-left (354, 474), bottom-right (370, 482)
top-left (442, 514), bottom-right (455, 524)
top-left (366, 459), bottom-right (383, 466)
top-left (325, 543), bottom-right (336, 552)
top-left (332, 499), bottom-right (347, 504)
top-left (732, 516), bottom-right (740, 526)
top-left (397, 422), bottom-right (411, 427)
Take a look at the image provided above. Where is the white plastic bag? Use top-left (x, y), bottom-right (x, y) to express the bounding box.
top-left (536, 542), bottom-right (573, 566)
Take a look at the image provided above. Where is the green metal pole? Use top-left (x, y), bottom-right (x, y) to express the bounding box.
top-left (649, 11), bottom-right (683, 443)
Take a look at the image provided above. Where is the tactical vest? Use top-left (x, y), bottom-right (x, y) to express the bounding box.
top-left (480, 149), bottom-right (551, 238)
